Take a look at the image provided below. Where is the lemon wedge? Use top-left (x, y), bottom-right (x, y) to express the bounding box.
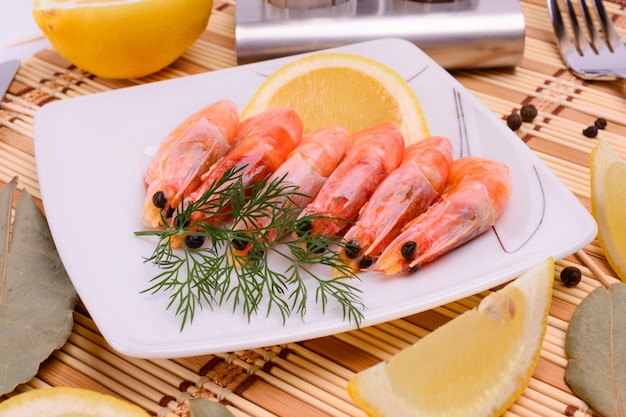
top-left (591, 137), bottom-right (626, 281)
top-left (347, 257), bottom-right (554, 417)
top-left (33, 0), bottom-right (212, 79)
top-left (242, 52), bottom-right (430, 144)
top-left (0, 387), bottom-right (149, 417)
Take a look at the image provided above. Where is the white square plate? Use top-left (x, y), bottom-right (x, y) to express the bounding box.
top-left (34, 39), bottom-right (596, 358)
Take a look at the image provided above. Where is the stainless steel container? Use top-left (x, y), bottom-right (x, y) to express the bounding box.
top-left (235, 0), bottom-right (525, 69)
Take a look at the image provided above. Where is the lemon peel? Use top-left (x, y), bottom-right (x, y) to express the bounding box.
top-left (33, 0), bottom-right (212, 79)
top-left (590, 137), bottom-right (626, 281)
top-left (242, 52), bottom-right (430, 144)
top-left (347, 257), bottom-right (554, 417)
top-left (0, 387), bottom-right (150, 417)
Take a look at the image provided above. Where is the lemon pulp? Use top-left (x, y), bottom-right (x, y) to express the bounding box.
top-left (0, 387), bottom-right (149, 417)
top-left (33, 0), bottom-right (212, 79)
top-left (242, 52), bottom-right (430, 144)
top-left (591, 138), bottom-right (626, 281)
top-left (348, 257), bottom-right (554, 417)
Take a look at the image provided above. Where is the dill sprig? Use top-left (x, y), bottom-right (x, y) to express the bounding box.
top-left (135, 167), bottom-right (365, 330)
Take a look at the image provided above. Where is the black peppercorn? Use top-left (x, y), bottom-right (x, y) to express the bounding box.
top-left (173, 216), bottom-right (190, 229)
top-left (231, 238), bottom-right (249, 251)
top-left (520, 104), bottom-right (538, 123)
top-left (560, 266), bottom-right (582, 287)
top-left (185, 235), bottom-right (205, 249)
top-left (594, 118), bottom-right (607, 129)
top-left (295, 219), bottom-right (312, 237)
top-left (152, 191), bottom-right (167, 209)
top-left (506, 113), bottom-right (522, 131)
top-left (582, 126), bottom-right (598, 138)
top-left (358, 256), bottom-right (373, 270)
top-left (401, 241), bottom-right (417, 260)
top-left (309, 241), bottom-right (327, 254)
top-left (345, 241), bottom-right (361, 259)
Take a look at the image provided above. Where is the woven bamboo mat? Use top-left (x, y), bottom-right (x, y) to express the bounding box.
top-left (1, 0), bottom-right (625, 416)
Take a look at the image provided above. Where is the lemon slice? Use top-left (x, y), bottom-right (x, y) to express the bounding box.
top-left (33, 0), bottom-right (212, 79)
top-left (242, 52), bottom-right (430, 144)
top-left (0, 387), bottom-right (149, 417)
top-left (347, 257), bottom-right (554, 417)
top-left (591, 138), bottom-right (626, 281)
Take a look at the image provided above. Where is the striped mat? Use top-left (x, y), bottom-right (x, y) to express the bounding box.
top-left (1, 0), bottom-right (625, 415)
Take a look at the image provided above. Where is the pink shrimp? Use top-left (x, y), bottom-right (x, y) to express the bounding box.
top-left (375, 156), bottom-right (512, 275)
top-left (230, 125), bottom-right (349, 257)
top-left (295, 121), bottom-right (405, 240)
top-left (339, 136), bottom-right (454, 271)
top-left (141, 99), bottom-right (240, 228)
top-left (184, 106), bottom-right (303, 225)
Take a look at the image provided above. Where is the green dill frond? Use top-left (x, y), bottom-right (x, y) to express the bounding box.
top-left (135, 166), bottom-right (365, 330)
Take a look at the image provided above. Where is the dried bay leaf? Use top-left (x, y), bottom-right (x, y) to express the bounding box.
top-left (189, 398), bottom-right (236, 417)
top-left (565, 282), bottom-right (626, 417)
top-left (0, 177), bottom-right (77, 395)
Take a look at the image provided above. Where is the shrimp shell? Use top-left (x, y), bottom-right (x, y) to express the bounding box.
top-left (375, 156), bottom-right (512, 275)
top-left (141, 99), bottom-right (240, 228)
top-left (340, 136), bottom-right (454, 271)
top-left (297, 121), bottom-right (405, 238)
top-left (231, 125), bottom-right (349, 257)
top-left (185, 106), bottom-right (303, 224)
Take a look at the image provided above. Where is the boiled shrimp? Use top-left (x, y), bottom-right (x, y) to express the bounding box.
top-left (183, 106), bottom-right (303, 225)
top-left (230, 125), bottom-right (349, 258)
top-left (375, 156), bottom-right (512, 275)
top-left (295, 121), bottom-right (405, 240)
top-left (141, 99), bottom-right (240, 228)
top-left (339, 136), bottom-right (454, 271)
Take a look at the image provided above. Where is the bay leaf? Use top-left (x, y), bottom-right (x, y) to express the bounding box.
top-left (0, 177), bottom-right (77, 395)
top-left (565, 282), bottom-right (626, 417)
top-left (189, 398), bottom-right (236, 417)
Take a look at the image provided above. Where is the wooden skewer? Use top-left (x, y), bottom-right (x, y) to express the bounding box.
top-left (248, 348), bottom-right (354, 404)
top-left (260, 346), bottom-right (348, 390)
top-left (3, 33), bottom-right (46, 48)
top-left (216, 352), bottom-right (357, 417)
top-left (576, 250), bottom-right (618, 288)
top-left (371, 321), bottom-right (421, 345)
top-left (514, 393), bottom-right (567, 417)
top-left (286, 343), bottom-right (357, 380)
top-left (0, 118), bottom-right (33, 138)
top-left (0, 102), bottom-right (37, 117)
top-left (356, 326), bottom-right (414, 350)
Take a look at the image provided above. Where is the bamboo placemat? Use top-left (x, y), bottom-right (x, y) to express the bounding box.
top-left (1, 0), bottom-right (625, 415)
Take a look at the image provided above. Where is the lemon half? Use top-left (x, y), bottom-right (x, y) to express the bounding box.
top-left (0, 387), bottom-right (149, 417)
top-left (348, 257), bottom-right (554, 417)
top-left (591, 137), bottom-right (626, 281)
top-left (33, 0), bottom-right (213, 79)
top-left (242, 52), bottom-right (430, 144)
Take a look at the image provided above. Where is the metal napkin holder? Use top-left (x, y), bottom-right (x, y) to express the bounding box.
top-left (235, 0), bottom-right (525, 69)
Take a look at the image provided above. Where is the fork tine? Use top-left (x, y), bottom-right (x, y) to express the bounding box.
top-left (547, 0), bottom-right (626, 80)
top-left (592, 0), bottom-right (626, 52)
top-left (548, 0), bottom-right (577, 54)
top-left (577, 0), bottom-right (603, 53)
top-left (565, 0), bottom-right (594, 54)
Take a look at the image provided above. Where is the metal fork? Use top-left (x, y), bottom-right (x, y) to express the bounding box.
top-left (547, 0), bottom-right (626, 80)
